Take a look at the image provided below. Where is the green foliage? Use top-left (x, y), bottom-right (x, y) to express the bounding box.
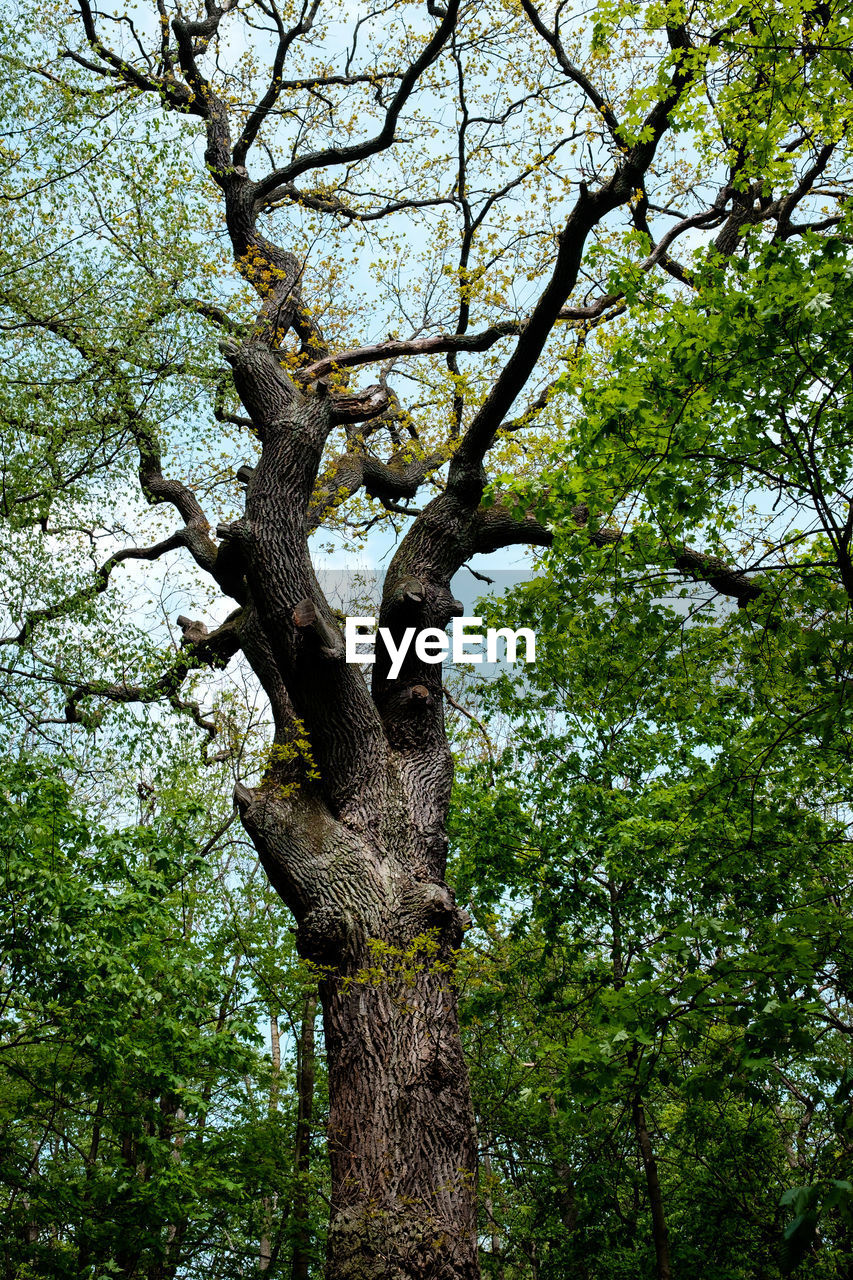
top-left (451, 186), bottom-right (853, 1280)
top-left (571, 231), bottom-right (853, 522)
top-left (0, 756), bottom-right (326, 1278)
top-left (449, 544), bottom-right (853, 1277)
top-left (1, 0), bottom-right (853, 1270)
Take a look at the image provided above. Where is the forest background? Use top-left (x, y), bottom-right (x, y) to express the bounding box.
top-left (1, 0), bottom-right (853, 1276)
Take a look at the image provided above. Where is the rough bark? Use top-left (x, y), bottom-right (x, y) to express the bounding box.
top-left (237, 751), bottom-right (477, 1278)
top-left (210, 368), bottom-right (479, 1270)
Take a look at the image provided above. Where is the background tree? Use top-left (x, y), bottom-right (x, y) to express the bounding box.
top-left (450, 538), bottom-right (853, 1279)
top-left (2, 0), bottom-right (853, 1274)
top-left (0, 753), bottom-right (328, 1279)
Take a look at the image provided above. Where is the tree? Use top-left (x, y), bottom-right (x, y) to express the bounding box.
top-left (0, 752), bottom-right (330, 1279)
top-left (2, 0), bottom-right (852, 1274)
top-left (0, 752), bottom-right (329, 1278)
top-left (450, 538), bottom-right (853, 1278)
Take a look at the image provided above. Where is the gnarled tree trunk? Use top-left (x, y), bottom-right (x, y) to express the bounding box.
top-left (236, 726), bottom-right (479, 1276)
top-left (225, 365), bottom-right (482, 1276)
top-left (53, 2), bottom-right (710, 1272)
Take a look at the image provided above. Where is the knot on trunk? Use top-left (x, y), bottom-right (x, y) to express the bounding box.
top-left (381, 683), bottom-right (433, 719)
top-left (379, 576), bottom-right (427, 632)
top-left (380, 578), bottom-right (463, 629)
top-left (292, 597), bottom-right (344, 659)
top-left (435, 586), bottom-right (465, 626)
top-left (214, 525), bottom-right (251, 599)
top-left (421, 880), bottom-right (455, 915)
top-left (216, 518), bottom-right (254, 545)
top-left (176, 615), bottom-right (209, 647)
top-left (296, 903), bottom-right (352, 964)
top-left (400, 880), bottom-right (470, 951)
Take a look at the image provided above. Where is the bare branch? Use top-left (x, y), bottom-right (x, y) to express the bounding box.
top-left (0, 289), bottom-right (222, 581)
top-left (296, 323), bottom-right (519, 382)
top-left (446, 24), bottom-right (704, 500)
top-left (443, 684), bottom-right (495, 780)
top-left (133, 421), bottom-right (220, 578)
top-left (233, 0), bottom-right (322, 167)
top-left (294, 201), bottom-right (727, 386)
top-left (182, 297), bottom-right (247, 336)
top-left (774, 143), bottom-right (839, 238)
top-left (473, 503), bottom-right (553, 555)
top-left (252, 0), bottom-right (461, 204)
top-left (263, 182), bottom-right (458, 223)
top-left (569, 505), bottom-right (764, 607)
top-left (520, 0), bottom-right (622, 144)
top-left (62, 608), bottom-right (243, 732)
top-left (471, 501), bottom-right (765, 609)
top-left (67, 0), bottom-right (192, 110)
top-left (307, 448), bottom-right (445, 530)
top-left (329, 384), bottom-right (393, 424)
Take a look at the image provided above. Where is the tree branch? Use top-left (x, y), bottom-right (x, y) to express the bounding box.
top-left (445, 21), bottom-right (702, 501)
top-left (263, 182), bottom-right (458, 223)
top-left (307, 448), bottom-right (445, 531)
top-left (68, 0), bottom-right (193, 110)
top-left (252, 0), bottom-right (461, 204)
top-left (291, 196), bottom-right (728, 388)
top-left (295, 324), bottom-right (519, 382)
top-left (132, 420), bottom-right (220, 578)
top-left (0, 531), bottom-right (191, 648)
top-left (62, 609), bottom-right (243, 732)
top-left (519, 0), bottom-right (622, 144)
top-left (472, 501), bottom-right (765, 608)
top-left (232, 0), bottom-right (321, 167)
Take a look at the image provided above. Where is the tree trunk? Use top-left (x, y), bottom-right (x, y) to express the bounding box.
top-left (290, 993), bottom-right (316, 1280)
top-left (222, 366), bottom-right (482, 1279)
top-left (322, 962), bottom-right (476, 1277)
top-left (238, 780), bottom-right (479, 1280)
top-left (632, 1094), bottom-right (671, 1280)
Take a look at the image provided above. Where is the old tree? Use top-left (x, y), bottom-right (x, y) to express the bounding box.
top-left (2, 0), bottom-right (852, 1273)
